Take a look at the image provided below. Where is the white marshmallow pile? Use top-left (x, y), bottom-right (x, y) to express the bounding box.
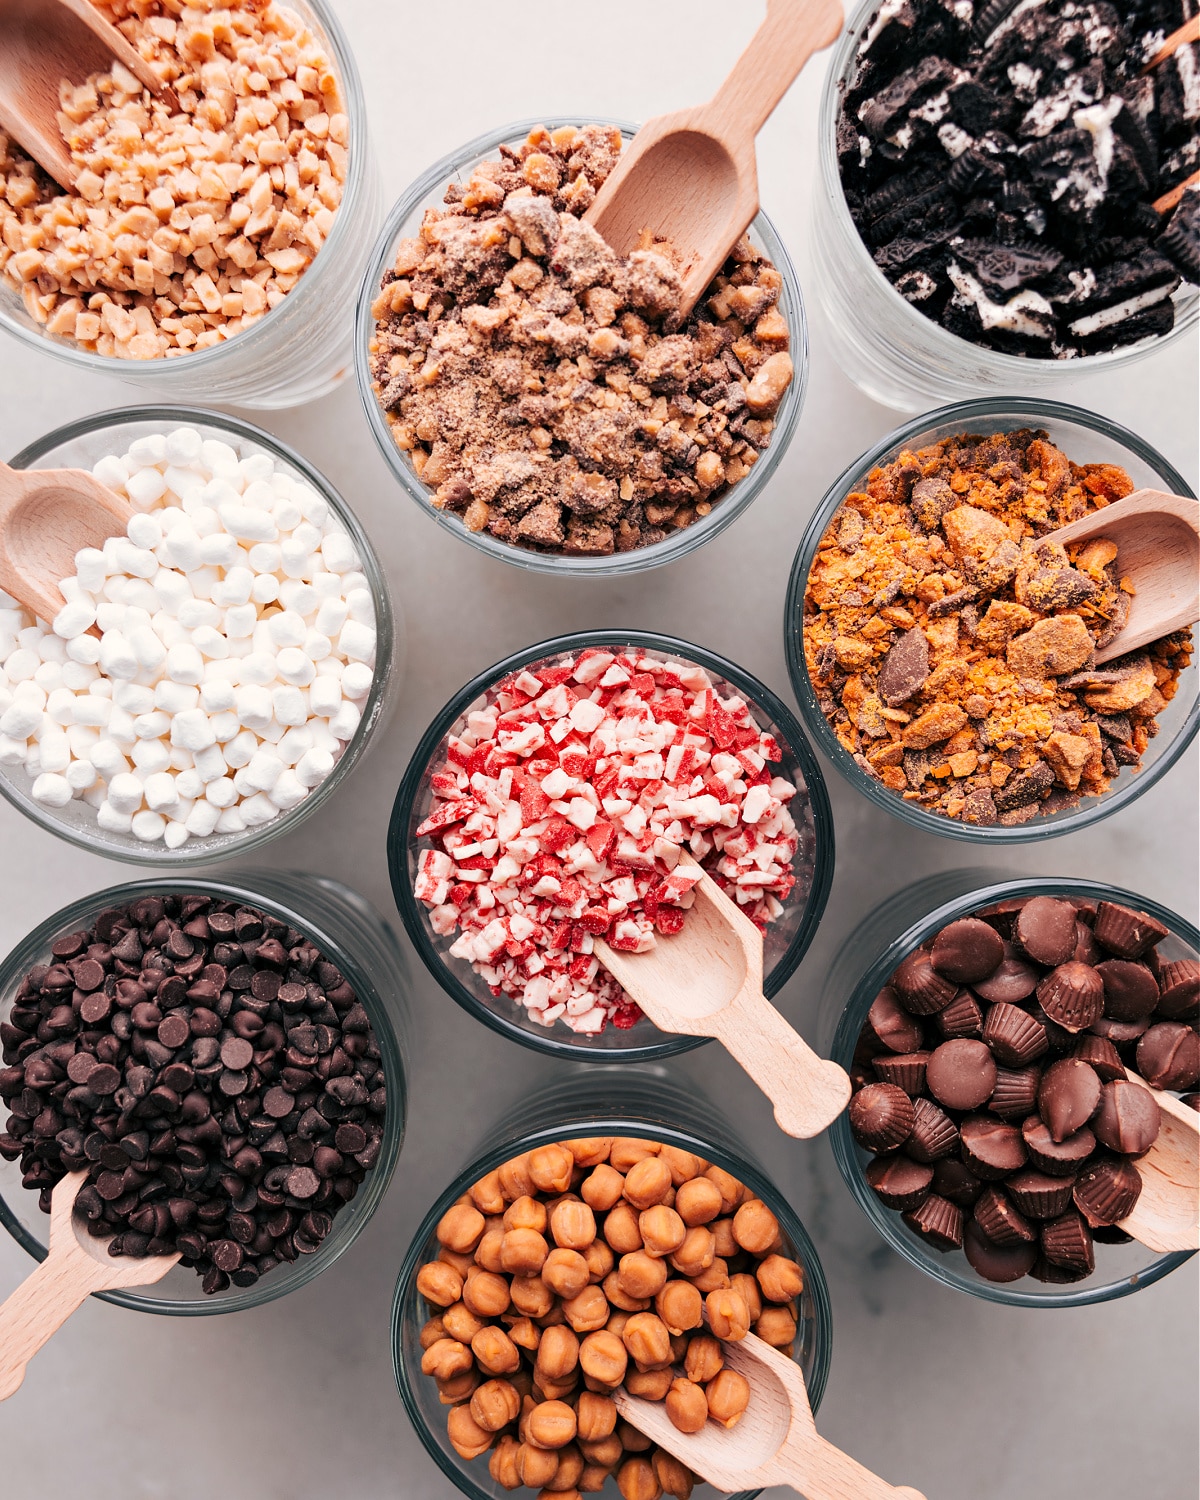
top-left (0, 427), bottom-right (376, 848)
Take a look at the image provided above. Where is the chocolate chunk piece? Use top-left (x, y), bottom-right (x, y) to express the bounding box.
top-left (877, 627), bottom-right (930, 706)
top-left (963, 1219), bottom-right (1038, 1282)
top-left (992, 760), bottom-right (1054, 813)
top-left (930, 918), bottom-right (1005, 985)
top-left (926, 1040), bottom-right (998, 1111)
top-left (1037, 1059), bottom-right (1102, 1144)
top-left (1136, 1024), bottom-right (1200, 1091)
top-left (1092, 1080), bottom-right (1160, 1157)
top-left (866, 1155), bottom-right (934, 1211)
top-left (849, 1083), bottom-right (916, 1151)
top-left (1015, 897), bottom-right (1078, 967)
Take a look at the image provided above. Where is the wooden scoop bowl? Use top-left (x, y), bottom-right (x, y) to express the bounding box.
top-left (1119, 1073), bottom-right (1200, 1255)
top-left (0, 0), bottom-right (178, 190)
top-left (616, 1327), bottom-right (926, 1498)
top-left (585, 0), bottom-right (843, 319)
top-left (594, 852), bottom-right (851, 1139)
top-left (1043, 488), bottom-right (1199, 664)
top-left (0, 1171), bottom-right (179, 1401)
top-left (0, 458), bottom-right (132, 626)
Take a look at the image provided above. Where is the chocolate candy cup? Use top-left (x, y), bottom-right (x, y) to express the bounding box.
top-left (906, 1097), bottom-right (959, 1163)
top-left (1089, 1013), bottom-right (1151, 1047)
top-left (1036, 962), bottom-right (1104, 1033)
top-left (936, 992), bottom-right (983, 1040)
top-left (1072, 1035), bottom-right (1126, 1083)
top-left (866, 1155), bottom-right (934, 1211)
top-left (931, 1159), bottom-right (982, 1208)
top-left (930, 918), bottom-right (1004, 985)
top-left (892, 951), bottom-right (958, 1015)
top-left (983, 1003), bottom-right (1048, 1067)
top-left (963, 1220), bottom-right (1038, 1283)
top-left (1157, 960), bottom-right (1200, 1020)
top-left (1093, 1080), bottom-right (1161, 1157)
top-left (960, 1116), bottom-right (1028, 1180)
top-left (973, 952), bottom-right (1039, 1005)
top-left (1093, 902), bottom-right (1168, 960)
top-left (973, 1186), bottom-right (1035, 1247)
top-left (1037, 1059), bottom-right (1102, 1145)
top-left (1041, 1210), bottom-right (1095, 1275)
top-left (1031, 1255), bottom-right (1092, 1285)
top-left (1096, 960), bottom-right (1161, 1021)
top-left (1136, 1024), bottom-right (1200, 1092)
top-left (989, 1065), bottom-right (1041, 1121)
top-left (1006, 1169), bottom-right (1076, 1219)
top-left (1073, 1156), bottom-right (1143, 1228)
top-left (926, 1040), bottom-right (997, 1111)
top-left (1022, 1116), bottom-right (1096, 1176)
top-left (1015, 898), bottom-right (1078, 967)
top-left (903, 1193), bottom-right (963, 1252)
top-left (871, 1051), bottom-right (930, 1095)
top-left (865, 986), bottom-right (925, 1054)
top-left (849, 1083), bottom-right (916, 1152)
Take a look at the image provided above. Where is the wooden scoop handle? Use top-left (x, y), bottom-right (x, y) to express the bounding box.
top-left (708, 0), bottom-right (845, 140)
top-left (711, 986), bottom-right (851, 1139)
top-left (0, 1249), bottom-right (103, 1401)
top-left (766, 1432), bottom-right (926, 1499)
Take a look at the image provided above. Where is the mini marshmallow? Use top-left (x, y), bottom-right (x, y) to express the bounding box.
top-left (244, 750), bottom-right (284, 792)
top-left (131, 809), bottom-right (167, 841)
top-left (133, 710), bottom-right (171, 741)
top-left (126, 466), bottom-right (168, 509)
top-left (341, 662), bottom-right (373, 700)
top-left (276, 647), bottom-right (315, 686)
top-left (295, 747), bottom-right (334, 787)
top-left (52, 599), bottom-right (97, 638)
top-left (193, 743), bottom-right (228, 783)
top-left (268, 770), bottom-right (307, 810)
top-left (339, 621), bottom-right (376, 664)
top-left (65, 633), bottom-right (102, 665)
top-left (222, 729), bottom-right (258, 769)
top-left (239, 793), bottom-right (278, 826)
top-left (129, 627), bottom-right (167, 672)
top-left (267, 611), bottom-right (306, 648)
top-left (107, 772), bottom-right (145, 814)
top-left (175, 768), bottom-right (204, 800)
top-left (163, 822), bottom-right (189, 849)
top-left (89, 739), bottom-right (128, 779)
top-left (96, 801), bottom-right (133, 832)
top-left (205, 776), bottom-right (238, 807)
top-left (0, 699), bottom-right (42, 738)
top-left (235, 684), bottom-right (273, 732)
top-left (223, 603), bottom-right (258, 639)
top-left (215, 807), bottom-right (247, 833)
top-left (272, 685), bottom-right (307, 726)
top-left (143, 771), bottom-right (180, 812)
top-left (238, 650), bottom-right (277, 684)
top-left (186, 800), bottom-right (221, 836)
top-left (250, 574), bottom-right (281, 605)
top-left (199, 679), bottom-right (236, 714)
top-left (154, 681), bottom-right (199, 715)
top-left (320, 532), bottom-right (359, 573)
top-left (98, 631), bottom-right (137, 680)
top-left (328, 700), bottom-right (361, 742)
top-left (171, 709), bottom-right (217, 752)
top-left (199, 532), bottom-right (241, 567)
top-left (65, 760), bottom-right (97, 791)
top-left (131, 740), bottom-right (171, 774)
top-left (177, 598), bottom-right (220, 629)
top-left (192, 626), bottom-right (230, 659)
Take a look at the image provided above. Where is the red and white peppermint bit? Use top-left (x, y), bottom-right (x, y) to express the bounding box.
top-left (413, 648), bottom-right (802, 1035)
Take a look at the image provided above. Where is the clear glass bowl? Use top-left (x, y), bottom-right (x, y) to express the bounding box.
top-left (354, 118), bottom-right (808, 576)
top-left (783, 397), bottom-right (1199, 843)
top-left (819, 871), bottom-right (1198, 1307)
top-left (0, 870), bottom-right (409, 1314)
top-left (2, 405), bottom-right (397, 866)
top-left (388, 630), bottom-right (834, 1061)
top-left (0, 0), bottom-right (381, 410)
top-left (812, 0), bottom-right (1200, 412)
top-left (391, 1063), bottom-right (832, 1500)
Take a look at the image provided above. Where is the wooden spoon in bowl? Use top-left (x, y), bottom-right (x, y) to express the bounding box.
top-left (616, 1328), bottom-right (926, 1498)
top-left (0, 459), bottom-right (133, 626)
top-left (585, 0), bottom-right (844, 320)
top-left (0, 1171), bottom-right (180, 1401)
top-left (1042, 489), bottom-right (1199, 664)
top-left (1119, 1073), bottom-right (1200, 1254)
top-left (594, 852), bottom-right (851, 1139)
top-left (0, 0), bottom-right (178, 190)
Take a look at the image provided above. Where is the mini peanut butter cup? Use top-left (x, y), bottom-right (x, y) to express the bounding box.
top-left (906, 1097), bottom-right (960, 1163)
top-left (1093, 901), bottom-right (1168, 959)
top-left (871, 1051), bottom-right (931, 1095)
top-left (932, 1158), bottom-right (982, 1207)
top-left (849, 1082), bottom-right (916, 1152)
top-left (1089, 1013), bottom-right (1150, 1047)
top-left (989, 1065), bottom-right (1041, 1120)
top-left (1036, 962), bottom-right (1104, 1033)
top-left (1014, 897), bottom-right (1078, 967)
top-left (926, 1039), bottom-right (997, 1111)
top-left (974, 1185), bottom-right (1036, 1246)
top-left (1136, 1022), bottom-right (1200, 1091)
top-left (983, 1003), bottom-right (1049, 1067)
top-left (865, 985), bottom-right (926, 1053)
top-left (930, 918), bottom-right (1005, 985)
top-left (902, 1193), bottom-right (964, 1251)
top-left (1021, 1115), bottom-right (1096, 1175)
top-left (1091, 1224), bottom-right (1135, 1244)
top-left (1073, 1156), bottom-right (1143, 1227)
top-left (1041, 1209), bottom-right (1095, 1274)
top-left (1096, 959), bottom-right (1160, 1021)
top-left (1006, 1168), bottom-right (1076, 1219)
top-left (1037, 1058), bottom-right (1102, 1144)
top-left (1093, 1079), bottom-right (1161, 1157)
top-left (1072, 1034), bottom-right (1126, 1083)
top-left (866, 1155), bottom-right (934, 1211)
top-left (892, 951), bottom-right (958, 1015)
top-left (1072, 920), bottom-right (1103, 966)
top-left (1157, 959), bottom-right (1200, 1020)
top-left (936, 992), bottom-right (984, 1040)
top-left (1028, 1002), bottom-right (1076, 1055)
top-left (960, 1115), bottom-right (1028, 1180)
top-left (973, 950), bottom-right (1040, 1005)
top-left (963, 1219), bottom-right (1038, 1282)
top-left (1030, 1254), bottom-right (1091, 1284)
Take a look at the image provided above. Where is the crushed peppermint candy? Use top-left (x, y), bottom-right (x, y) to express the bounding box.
top-left (413, 647), bottom-right (809, 1035)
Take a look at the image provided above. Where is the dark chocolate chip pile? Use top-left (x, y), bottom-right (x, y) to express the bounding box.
top-left (0, 895), bottom-right (387, 1294)
top-left (851, 894), bottom-right (1199, 1285)
top-left (837, 0), bottom-right (1200, 357)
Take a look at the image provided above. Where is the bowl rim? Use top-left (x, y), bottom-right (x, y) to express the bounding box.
top-left (352, 114), bottom-right (808, 577)
top-left (390, 1112), bottom-right (833, 1500)
top-left (1, 402), bottom-right (395, 865)
top-left (0, 872), bottom-right (406, 1315)
top-left (387, 628), bottom-right (835, 1061)
top-left (828, 873), bottom-right (1198, 1307)
top-left (0, 0), bottom-right (370, 377)
top-left (783, 395), bottom-right (1199, 842)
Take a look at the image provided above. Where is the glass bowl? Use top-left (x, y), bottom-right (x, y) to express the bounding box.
top-left (783, 397), bottom-right (1199, 843)
top-left (391, 1063), bottom-right (832, 1500)
top-left (812, 0), bottom-right (1200, 412)
top-left (388, 630), bottom-right (834, 1061)
top-left (1, 405), bottom-right (397, 866)
top-left (354, 118), bottom-right (808, 576)
top-left (0, 0), bottom-right (381, 410)
top-left (0, 870), bottom-right (408, 1314)
top-left (819, 871), bottom-right (1198, 1307)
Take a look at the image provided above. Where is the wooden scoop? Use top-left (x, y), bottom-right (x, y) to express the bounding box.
top-left (594, 852), bottom-right (851, 1139)
top-left (0, 0), bottom-right (178, 190)
top-left (1042, 488), bottom-right (1199, 664)
top-left (1119, 1073), bottom-right (1200, 1255)
top-left (616, 1327), bottom-right (926, 1498)
top-left (0, 1171), bottom-right (179, 1401)
top-left (585, 0), bottom-right (844, 319)
top-left (0, 458), bottom-right (132, 625)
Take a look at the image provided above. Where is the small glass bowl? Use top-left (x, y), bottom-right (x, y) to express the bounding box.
top-left (0, 0), bottom-right (381, 410)
top-left (388, 630), bottom-right (834, 1061)
top-left (819, 871), bottom-right (1198, 1307)
top-left (1, 405), bottom-right (396, 866)
top-left (391, 1063), bottom-right (832, 1500)
top-left (354, 118), bottom-right (808, 576)
top-left (812, 0), bottom-right (1200, 412)
top-left (783, 397), bottom-right (1199, 843)
top-left (0, 871), bottom-right (408, 1314)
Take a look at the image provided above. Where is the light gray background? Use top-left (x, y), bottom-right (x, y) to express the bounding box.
top-left (0, 3), bottom-right (1196, 1495)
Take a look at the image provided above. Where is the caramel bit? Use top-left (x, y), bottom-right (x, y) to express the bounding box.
top-left (369, 123), bottom-right (793, 556)
top-left (802, 428), bottom-right (1192, 826)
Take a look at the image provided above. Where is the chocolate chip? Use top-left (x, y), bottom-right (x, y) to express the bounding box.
top-left (220, 1037), bottom-right (254, 1071)
top-left (286, 1165), bottom-right (320, 1200)
top-left (157, 1014), bottom-right (190, 1050)
top-left (263, 1087), bottom-right (296, 1120)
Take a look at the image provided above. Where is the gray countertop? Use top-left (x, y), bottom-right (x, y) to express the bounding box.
top-left (0, 2), bottom-right (1196, 1495)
